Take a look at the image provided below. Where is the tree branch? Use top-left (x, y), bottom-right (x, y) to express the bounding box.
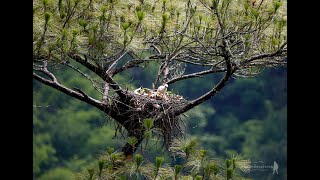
top-left (173, 57), bottom-right (219, 66)
top-left (109, 59), bottom-right (151, 76)
top-left (240, 46), bottom-right (287, 66)
top-left (167, 68), bottom-right (226, 85)
top-left (102, 82), bottom-right (109, 104)
top-left (68, 53), bottom-right (106, 79)
top-left (175, 57), bottom-right (234, 115)
top-left (68, 53), bottom-right (128, 99)
top-left (103, 74), bottom-right (128, 99)
top-left (106, 50), bottom-right (128, 74)
top-left (63, 63), bottom-right (104, 94)
top-left (73, 87), bottom-right (90, 99)
top-left (33, 72), bottom-right (104, 111)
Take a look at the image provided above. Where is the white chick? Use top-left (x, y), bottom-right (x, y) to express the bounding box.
top-left (157, 84), bottom-right (168, 98)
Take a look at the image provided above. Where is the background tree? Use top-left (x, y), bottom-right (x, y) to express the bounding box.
top-left (33, 0), bottom-right (286, 160)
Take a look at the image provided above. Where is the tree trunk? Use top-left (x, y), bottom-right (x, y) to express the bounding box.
top-left (106, 98), bottom-right (147, 158)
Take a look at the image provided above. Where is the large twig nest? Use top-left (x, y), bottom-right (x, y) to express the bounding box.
top-left (129, 87), bottom-right (188, 113)
top-left (113, 87), bottom-right (189, 147)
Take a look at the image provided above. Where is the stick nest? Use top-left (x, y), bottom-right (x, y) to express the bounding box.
top-left (113, 87), bottom-right (189, 147)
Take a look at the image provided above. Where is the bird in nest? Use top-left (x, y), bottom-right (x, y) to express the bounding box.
top-left (157, 84), bottom-right (168, 99)
top-left (134, 87), bottom-right (155, 97)
top-left (133, 87), bottom-right (143, 95)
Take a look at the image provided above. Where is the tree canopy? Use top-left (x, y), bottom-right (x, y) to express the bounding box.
top-left (33, 0), bottom-right (287, 172)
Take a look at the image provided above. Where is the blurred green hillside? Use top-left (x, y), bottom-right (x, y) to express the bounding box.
top-left (33, 59), bottom-right (286, 179)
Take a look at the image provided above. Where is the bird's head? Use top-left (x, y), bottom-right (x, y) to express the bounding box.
top-left (164, 84), bottom-right (168, 88)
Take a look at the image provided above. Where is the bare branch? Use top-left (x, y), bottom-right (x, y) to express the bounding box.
top-left (175, 56), bottom-right (234, 115)
top-left (167, 68), bottom-right (226, 85)
top-left (42, 61), bottom-right (58, 83)
top-left (177, 32), bottom-right (217, 56)
top-left (68, 53), bottom-right (106, 79)
top-left (104, 74), bottom-right (128, 99)
top-left (154, 55), bottom-right (168, 86)
top-left (73, 87), bottom-right (90, 99)
top-left (68, 53), bottom-right (128, 98)
top-left (174, 57), bottom-right (218, 67)
top-left (106, 50), bottom-right (127, 74)
top-left (109, 59), bottom-right (152, 76)
top-left (64, 63), bottom-right (104, 94)
top-left (240, 47), bottom-right (287, 66)
top-left (150, 44), bottom-right (162, 55)
top-left (33, 72), bottom-right (104, 111)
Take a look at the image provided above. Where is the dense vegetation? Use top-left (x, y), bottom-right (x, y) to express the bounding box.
top-left (33, 65), bottom-right (286, 179)
top-left (33, 0), bottom-right (287, 179)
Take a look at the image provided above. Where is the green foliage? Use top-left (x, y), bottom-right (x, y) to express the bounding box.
top-left (136, 10), bottom-right (145, 21)
top-left (34, 0), bottom-right (286, 63)
top-left (121, 22), bottom-right (131, 31)
top-left (170, 138), bottom-right (198, 161)
top-left (162, 13), bottom-right (169, 22)
top-left (79, 140), bottom-right (251, 179)
top-left (135, 154), bottom-right (143, 168)
top-left (60, 12), bottom-right (66, 19)
top-left (273, 0), bottom-right (282, 12)
top-left (44, 12), bottom-right (51, 23)
top-left (87, 168), bottom-right (95, 180)
top-left (42, 0), bottom-right (49, 6)
top-left (204, 162), bottom-right (219, 176)
top-left (226, 168), bottom-right (234, 180)
top-left (211, 0), bottom-right (218, 9)
top-left (33, 133), bottom-right (57, 176)
top-left (226, 159), bottom-right (232, 168)
top-left (127, 136), bottom-right (138, 147)
top-left (33, 67), bottom-right (124, 179)
top-left (97, 160), bottom-right (104, 177)
top-left (250, 8), bottom-right (259, 20)
top-left (155, 157), bottom-right (164, 170)
top-left (33, 0), bottom-right (286, 178)
top-left (38, 168), bottom-right (74, 180)
top-left (78, 20), bottom-right (88, 30)
top-left (174, 164), bottom-right (182, 175)
top-left (143, 118), bottom-right (154, 130)
top-left (33, 66), bottom-right (286, 179)
top-left (107, 147), bottom-right (114, 155)
top-left (100, 5), bottom-right (107, 13)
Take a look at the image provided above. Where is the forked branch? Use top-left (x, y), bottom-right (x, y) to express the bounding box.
top-left (68, 53), bottom-right (128, 99)
top-left (175, 56), bottom-right (234, 115)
